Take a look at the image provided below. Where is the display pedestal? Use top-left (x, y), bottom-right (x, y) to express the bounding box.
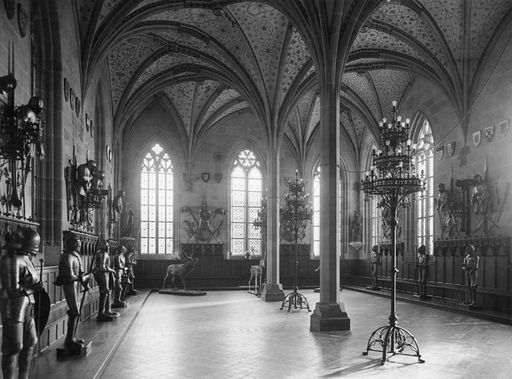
top-left (56, 341), bottom-right (92, 360)
top-left (159, 288), bottom-right (207, 296)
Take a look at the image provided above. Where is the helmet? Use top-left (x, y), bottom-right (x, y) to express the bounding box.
top-left (118, 245), bottom-right (127, 254)
top-left (12, 228), bottom-right (41, 254)
top-left (63, 231), bottom-right (81, 252)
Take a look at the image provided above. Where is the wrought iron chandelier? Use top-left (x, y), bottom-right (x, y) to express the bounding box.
top-left (280, 170), bottom-right (312, 312)
top-left (361, 100), bottom-right (426, 364)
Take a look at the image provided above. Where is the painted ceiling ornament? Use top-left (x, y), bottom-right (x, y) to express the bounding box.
top-left (498, 119), bottom-right (509, 137)
top-left (3, 0), bottom-right (14, 19)
top-left (17, 3), bottom-right (28, 38)
top-left (447, 141), bottom-right (456, 157)
top-left (436, 146), bottom-right (444, 161)
top-left (484, 125), bottom-right (495, 143)
top-left (472, 130), bottom-right (482, 147)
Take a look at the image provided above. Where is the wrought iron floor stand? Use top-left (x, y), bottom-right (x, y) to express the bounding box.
top-left (362, 320), bottom-right (424, 365)
top-left (280, 285), bottom-right (311, 312)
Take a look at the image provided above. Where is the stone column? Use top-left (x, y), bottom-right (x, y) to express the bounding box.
top-left (261, 144), bottom-right (285, 302)
top-left (310, 81), bottom-right (350, 331)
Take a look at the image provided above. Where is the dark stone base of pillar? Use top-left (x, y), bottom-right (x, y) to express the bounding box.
top-left (261, 283), bottom-right (285, 302)
top-left (310, 302), bottom-right (350, 331)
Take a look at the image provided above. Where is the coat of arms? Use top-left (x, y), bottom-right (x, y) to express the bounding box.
top-left (447, 141), bottom-right (456, 157)
top-left (201, 172), bottom-right (210, 183)
top-left (436, 146), bottom-right (444, 160)
top-left (499, 119), bottom-right (509, 137)
top-left (472, 130), bottom-right (481, 147)
top-left (484, 125), bottom-right (495, 143)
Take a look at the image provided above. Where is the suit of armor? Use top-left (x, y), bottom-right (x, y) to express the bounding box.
top-left (368, 245), bottom-right (381, 290)
top-left (0, 228), bottom-right (41, 379)
top-left (125, 246), bottom-right (138, 295)
top-left (417, 245), bottom-right (430, 299)
top-left (55, 233), bottom-right (89, 354)
top-left (462, 245), bottom-right (479, 306)
top-left (92, 244), bottom-right (119, 321)
top-left (112, 246), bottom-right (127, 308)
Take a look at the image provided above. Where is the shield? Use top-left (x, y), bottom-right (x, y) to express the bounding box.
top-left (484, 125), bottom-right (495, 143)
top-left (499, 119), bottom-right (509, 137)
top-left (201, 172), bottom-right (210, 183)
top-left (17, 3), bottom-right (28, 38)
top-left (447, 141), bottom-right (456, 157)
top-left (4, 0), bottom-right (15, 19)
top-left (436, 146), bottom-right (444, 160)
top-left (472, 130), bottom-right (481, 147)
top-left (34, 288), bottom-right (51, 337)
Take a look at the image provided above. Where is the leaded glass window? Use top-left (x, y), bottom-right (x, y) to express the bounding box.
top-left (140, 143), bottom-right (173, 254)
top-left (416, 120), bottom-right (434, 254)
top-left (312, 168), bottom-right (320, 257)
top-left (230, 150), bottom-right (262, 256)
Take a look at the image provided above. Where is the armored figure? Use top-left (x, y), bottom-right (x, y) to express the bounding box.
top-left (472, 174), bottom-right (489, 215)
top-left (112, 245), bottom-right (128, 308)
top-left (112, 190), bottom-right (125, 223)
top-left (125, 246), bottom-right (138, 296)
top-left (367, 245), bottom-right (381, 290)
top-left (417, 245), bottom-right (430, 300)
top-left (462, 245), bottom-right (480, 306)
top-left (92, 241), bottom-right (120, 321)
top-left (0, 228), bottom-right (42, 379)
top-left (54, 232), bottom-right (90, 354)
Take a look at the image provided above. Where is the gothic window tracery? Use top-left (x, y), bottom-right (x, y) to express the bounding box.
top-left (230, 149), bottom-right (262, 256)
top-left (140, 143), bottom-right (173, 254)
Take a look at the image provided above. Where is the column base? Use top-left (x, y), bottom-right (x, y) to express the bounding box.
top-left (310, 302), bottom-right (350, 331)
top-left (261, 283), bottom-right (285, 302)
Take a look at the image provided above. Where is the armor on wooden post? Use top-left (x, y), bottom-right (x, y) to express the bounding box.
top-left (54, 232), bottom-right (90, 354)
top-left (462, 244), bottom-right (479, 307)
top-left (0, 228), bottom-right (42, 379)
top-left (417, 245), bottom-right (430, 300)
top-left (92, 241), bottom-right (119, 321)
top-left (125, 246), bottom-right (138, 296)
top-left (112, 245), bottom-right (127, 308)
top-left (367, 245), bottom-right (381, 290)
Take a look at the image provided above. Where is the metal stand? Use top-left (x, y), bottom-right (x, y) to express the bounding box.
top-left (362, 216), bottom-right (424, 364)
top-left (281, 225), bottom-right (310, 312)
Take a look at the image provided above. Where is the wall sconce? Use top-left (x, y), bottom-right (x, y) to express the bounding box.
top-left (0, 43), bottom-right (45, 215)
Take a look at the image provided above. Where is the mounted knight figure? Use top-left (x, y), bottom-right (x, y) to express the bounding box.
top-left (162, 252), bottom-right (199, 290)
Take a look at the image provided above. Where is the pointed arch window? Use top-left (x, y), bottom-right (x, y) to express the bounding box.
top-left (140, 143), bottom-right (174, 254)
top-left (415, 120), bottom-right (434, 254)
top-left (312, 168), bottom-right (321, 257)
top-left (230, 150), bottom-right (262, 256)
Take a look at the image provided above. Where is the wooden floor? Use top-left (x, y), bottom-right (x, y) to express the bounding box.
top-left (28, 288), bottom-right (512, 379)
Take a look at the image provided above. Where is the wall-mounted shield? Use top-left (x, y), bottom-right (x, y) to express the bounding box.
top-left (499, 119), bottom-right (509, 137)
top-left (484, 125), bottom-right (495, 143)
top-left (472, 130), bottom-right (481, 147)
top-left (436, 146), bottom-right (444, 160)
top-left (201, 172), bottom-right (210, 183)
top-left (447, 141), bottom-right (456, 157)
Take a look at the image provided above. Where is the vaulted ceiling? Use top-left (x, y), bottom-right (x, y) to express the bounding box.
top-left (76, 0), bottom-right (512, 169)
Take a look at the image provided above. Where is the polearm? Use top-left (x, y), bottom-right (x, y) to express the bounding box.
top-left (74, 246), bottom-right (97, 337)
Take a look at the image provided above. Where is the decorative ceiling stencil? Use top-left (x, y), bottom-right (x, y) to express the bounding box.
top-left (469, 0), bottom-right (512, 80)
top-left (227, 3), bottom-right (288, 100)
top-left (77, 0), bottom-right (95, 41)
top-left (130, 53), bottom-right (205, 97)
top-left (306, 95), bottom-right (320, 139)
top-left (202, 88), bottom-right (241, 123)
top-left (340, 110), bottom-right (358, 149)
top-left (419, 0), bottom-right (463, 66)
top-left (192, 80), bottom-right (222, 124)
top-left (144, 8), bottom-right (262, 90)
top-left (153, 31), bottom-right (233, 69)
top-left (342, 72), bottom-right (380, 121)
top-left (368, 69), bottom-right (414, 118)
top-left (351, 111), bottom-right (367, 145)
top-left (351, 28), bottom-right (427, 63)
top-left (164, 81), bottom-right (196, 130)
top-left (211, 100), bottom-right (250, 126)
top-left (371, 2), bottom-right (450, 68)
top-left (280, 27), bottom-right (311, 106)
top-left (296, 91), bottom-right (315, 130)
top-left (108, 37), bottom-right (162, 109)
top-left (99, 0), bottom-right (123, 23)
